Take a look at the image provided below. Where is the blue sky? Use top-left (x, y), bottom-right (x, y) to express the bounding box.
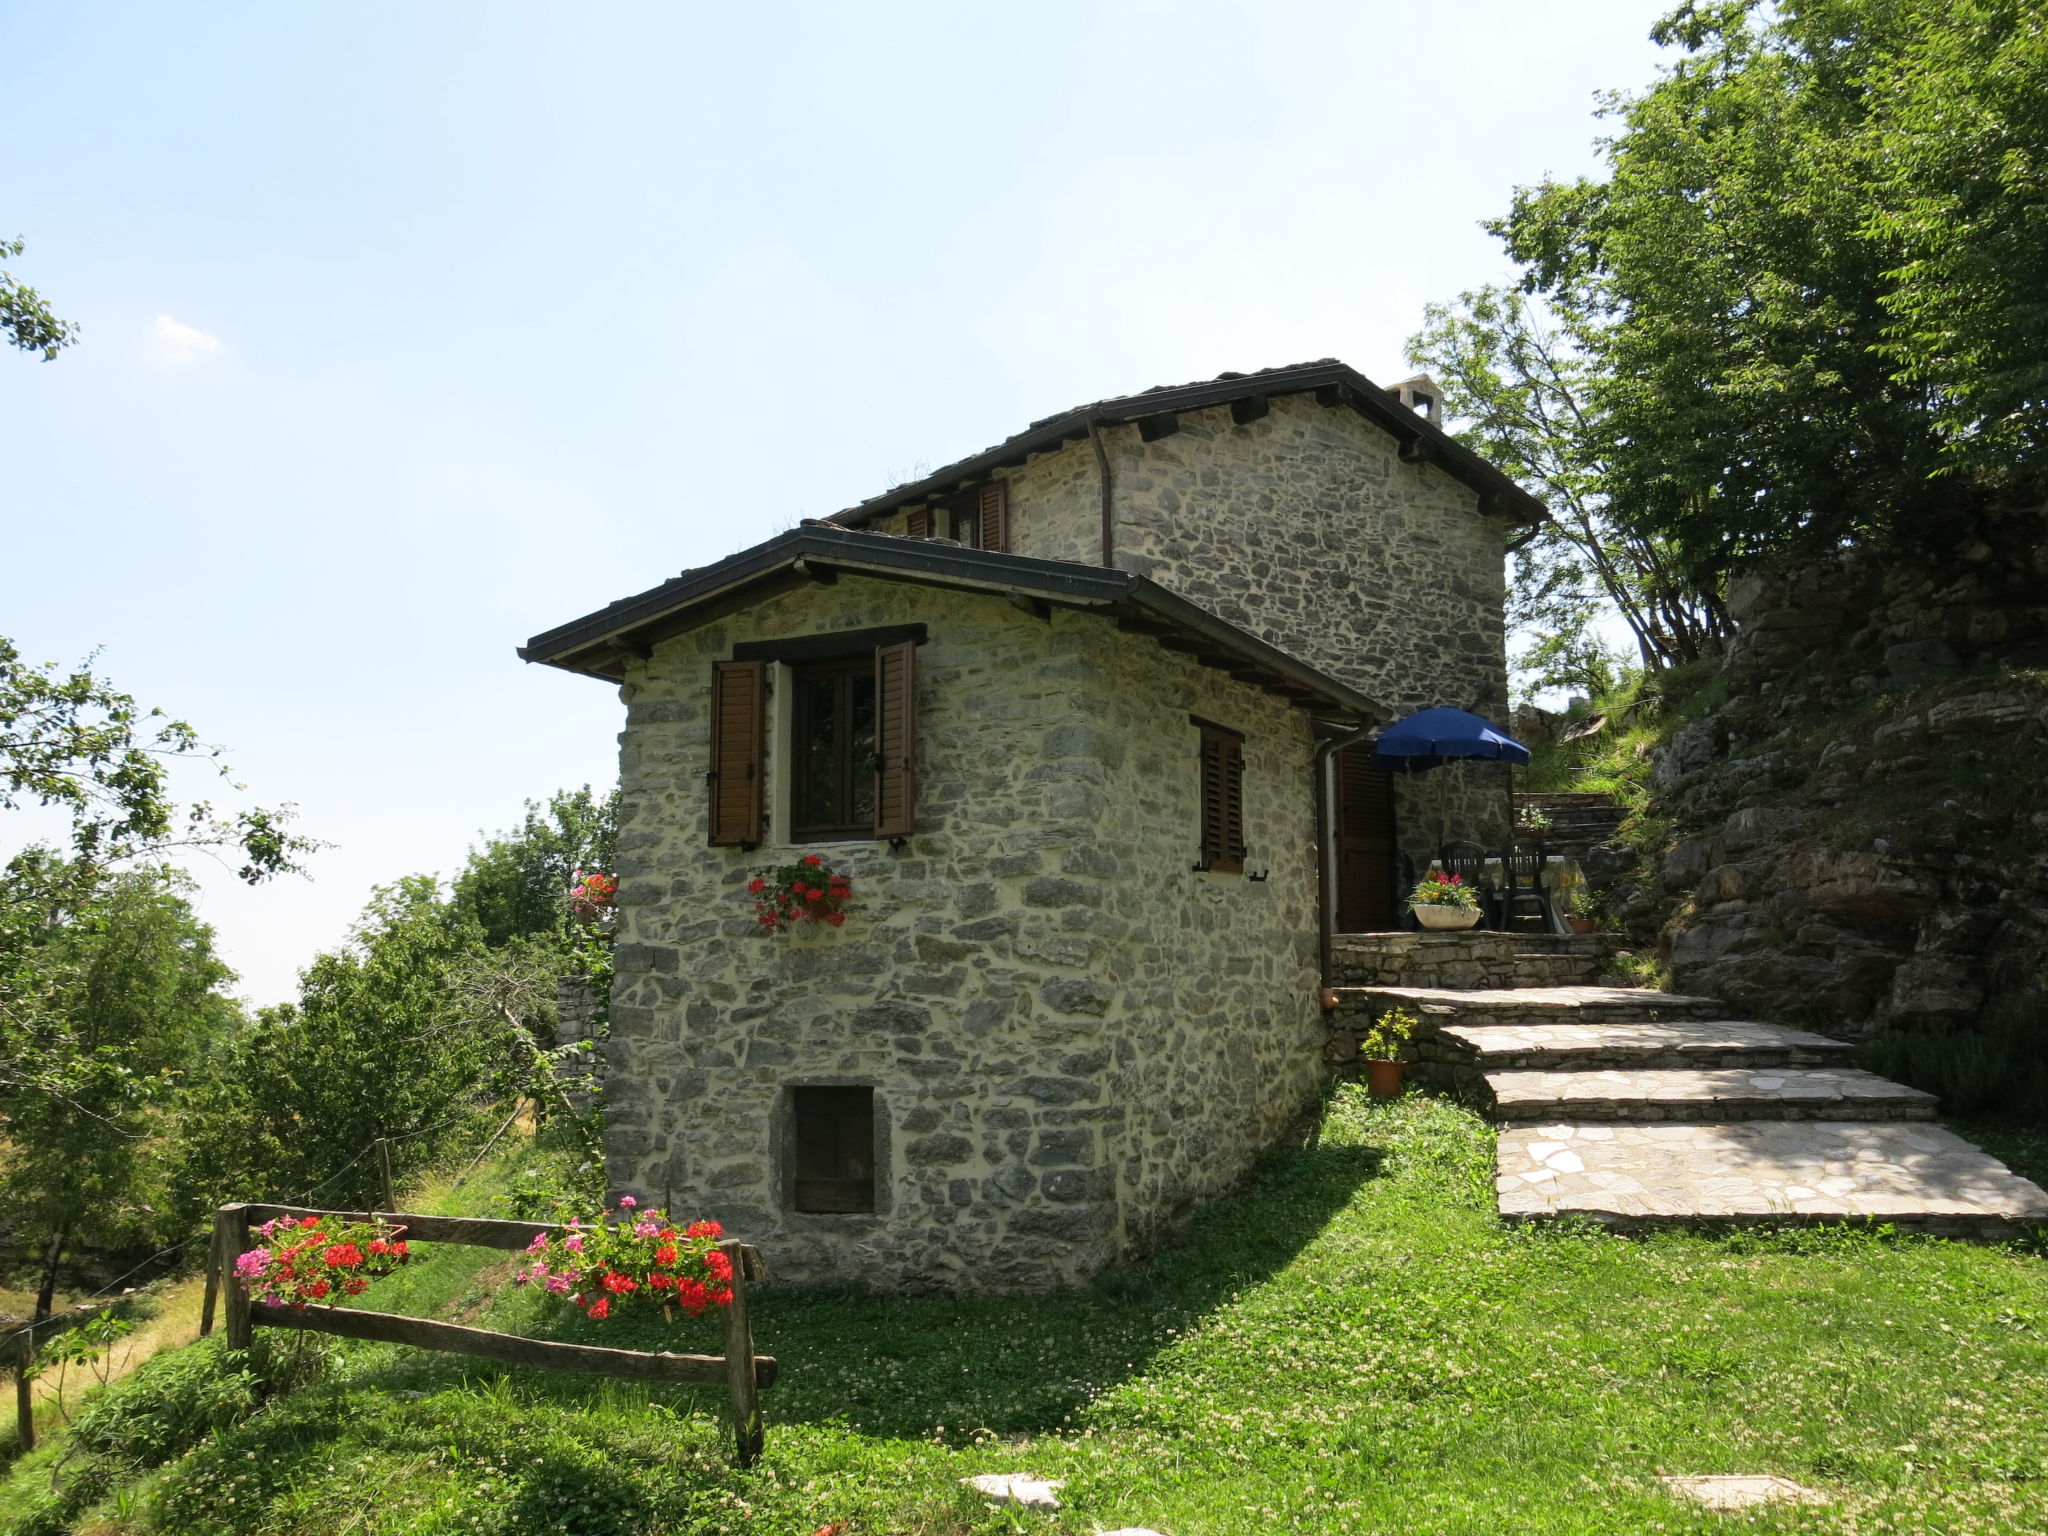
top-left (2, 0), bottom-right (1670, 1003)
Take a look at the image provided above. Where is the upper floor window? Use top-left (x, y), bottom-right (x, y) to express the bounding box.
top-left (906, 481), bottom-right (1009, 552)
top-left (790, 658), bottom-right (876, 842)
top-left (1194, 718), bottom-right (1247, 875)
top-left (708, 634), bottom-right (918, 847)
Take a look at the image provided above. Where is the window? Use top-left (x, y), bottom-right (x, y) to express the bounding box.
top-left (906, 482), bottom-right (1008, 552)
top-left (1195, 718), bottom-right (1246, 874)
top-left (790, 658), bottom-right (877, 842)
top-left (791, 1086), bottom-right (876, 1213)
top-left (708, 635), bottom-right (917, 846)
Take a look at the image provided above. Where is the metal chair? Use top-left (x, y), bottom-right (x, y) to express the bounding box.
top-left (1500, 839), bottom-right (1561, 933)
top-left (1438, 840), bottom-right (1501, 929)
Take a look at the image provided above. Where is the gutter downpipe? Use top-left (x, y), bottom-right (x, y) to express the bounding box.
top-left (1089, 420), bottom-right (1114, 568)
top-left (1314, 720), bottom-right (1376, 1002)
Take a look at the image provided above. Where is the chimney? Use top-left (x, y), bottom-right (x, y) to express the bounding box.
top-left (1386, 373), bottom-right (1445, 425)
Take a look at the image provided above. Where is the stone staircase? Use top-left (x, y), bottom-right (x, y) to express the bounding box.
top-left (1326, 948), bottom-right (2048, 1237)
top-left (1516, 790), bottom-right (1630, 858)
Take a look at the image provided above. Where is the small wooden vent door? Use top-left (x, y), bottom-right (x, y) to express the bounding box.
top-left (1334, 743), bottom-right (1399, 932)
top-left (791, 1086), bottom-right (876, 1214)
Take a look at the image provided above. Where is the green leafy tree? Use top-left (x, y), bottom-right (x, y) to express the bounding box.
top-left (1492, 0), bottom-right (2047, 584)
top-left (450, 786), bottom-right (616, 949)
top-left (169, 878), bottom-right (502, 1221)
top-left (1, 234), bottom-right (77, 359)
top-left (1407, 286), bottom-right (1730, 677)
top-left (0, 870), bottom-right (240, 1317)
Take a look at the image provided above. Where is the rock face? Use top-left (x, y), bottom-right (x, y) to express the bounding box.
top-left (1648, 501), bottom-right (2048, 1037)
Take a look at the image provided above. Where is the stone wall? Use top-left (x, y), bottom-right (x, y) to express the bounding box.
top-left (1330, 931), bottom-right (1625, 991)
top-left (1651, 500), bottom-right (2048, 1036)
top-left (863, 391), bottom-right (1516, 865)
top-left (604, 573), bottom-right (1322, 1290)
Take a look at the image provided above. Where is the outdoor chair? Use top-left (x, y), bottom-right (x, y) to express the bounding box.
top-left (1438, 840), bottom-right (1501, 929)
top-left (1500, 839), bottom-right (1561, 933)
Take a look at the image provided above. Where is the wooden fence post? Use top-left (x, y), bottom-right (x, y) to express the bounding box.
top-left (718, 1240), bottom-right (764, 1466)
top-left (374, 1139), bottom-right (395, 1212)
top-left (12, 1324), bottom-right (32, 1453)
top-left (199, 1215), bottom-right (225, 1339)
top-left (218, 1205), bottom-right (253, 1352)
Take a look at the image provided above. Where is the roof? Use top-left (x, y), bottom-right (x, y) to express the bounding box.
top-left (827, 359), bottom-right (1547, 528)
top-left (519, 526), bottom-right (1390, 724)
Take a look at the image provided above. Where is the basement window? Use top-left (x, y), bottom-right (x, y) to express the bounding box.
top-left (791, 1086), bottom-right (876, 1214)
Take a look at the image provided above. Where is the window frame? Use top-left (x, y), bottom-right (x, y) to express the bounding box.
top-left (786, 656), bottom-right (879, 844)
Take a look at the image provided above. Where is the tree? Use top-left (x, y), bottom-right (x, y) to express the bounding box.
top-left (169, 878), bottom-right (503, 1221)
top-left (1, 234), bottom-right (76, 359)
top-left (1407, 286), bottom-right (1730, 676)
top-left (450, 786), bottom-right (616, 950)
top-left (0, 870), bottom-right (240, 1317)
top-left (1, 639), bottom-right (316, 1109)
top-left (1492, 0), bottom-right (2045, 585)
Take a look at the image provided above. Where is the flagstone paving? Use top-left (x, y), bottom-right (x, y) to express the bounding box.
top-left (1496, 1121), bottom-right (2048, 1235)
top-left (1391, 983), bottom-right (2048, 1234)
top-left (1488, 1065), bottom-right (1938, 1122)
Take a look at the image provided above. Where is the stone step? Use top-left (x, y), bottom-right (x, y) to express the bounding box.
top-left (1426, 1019), bottom-right (1856, 1072)
top-left (1496, 1120), bottom-right (2048, 1237)
top-left (1485, 1066), bottom-right (1939, 1123)
top-left (1351, 984), bottom-right (1725, 1026)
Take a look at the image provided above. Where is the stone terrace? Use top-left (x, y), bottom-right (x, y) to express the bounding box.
top-left (1326, 966), bottom-right (2048, 1235)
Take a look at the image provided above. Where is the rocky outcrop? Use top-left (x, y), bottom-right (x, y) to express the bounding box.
top-left (1647, 501), bottom-right (2048, 1038)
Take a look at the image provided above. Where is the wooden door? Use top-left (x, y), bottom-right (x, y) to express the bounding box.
top-left (1334, 743), bottom-right (1399, 932)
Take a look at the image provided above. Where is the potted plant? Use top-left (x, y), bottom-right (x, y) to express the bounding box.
top-left (747, 854), bottom-right (854, 930)
top-left (1360, 1007), bottom-right (1417, 1098)
top-left (1410, 869), bottom-right (1482, 930)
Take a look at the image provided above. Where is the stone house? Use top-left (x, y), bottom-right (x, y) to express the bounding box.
top-left (521, 360), bottom-right (1543, 1290)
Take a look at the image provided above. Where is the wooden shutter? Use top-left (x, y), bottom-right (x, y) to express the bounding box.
top-left (1197, 722), bottom-right (1246, 874)
top-left (905, 508), bottom-right (931, 538)
top-left (1334, 742), bottom-right (1398, 931)
top-left (708, 660), bottom-right (765, 846)
top-left (873, 639), bottom-right (917, 839)
top-left (792, 1086), bottom-right (875, 1213)
top-left (975, 481), bottom-right (1009, 553)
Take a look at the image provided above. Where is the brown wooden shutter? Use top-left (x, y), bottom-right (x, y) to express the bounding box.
top-left (1334, 742), bottom-right (1398, 931)
top-left (708, 660), bottom-right (766, 846)
top-left (905, 508), bottom-right (931, 538)
top-left (873, 639), bottom-right (917, 839)
top-left (975, 481), bottom-right (1009, 553)
top-left (1197, 722), bottom-right (1246, 874)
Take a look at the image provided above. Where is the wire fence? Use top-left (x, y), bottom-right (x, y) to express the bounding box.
top-left (2, 1105), bottom-right (506, 1354)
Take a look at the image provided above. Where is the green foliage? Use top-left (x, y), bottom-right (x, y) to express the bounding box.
top-left (1495, 0), bottom-right (2048, 585)
top-left (0, 869), bottom-right (243, 1307)
top-left (451, 787), bottom-right (616, 951)
top-left (1410, 869), bottom-right (1480, 911)
top-left (0, 235), bottom-right (76, 360)
top-left (1858, 995), bottom-right (2048, 1125)
top-left (1359, 1006), bottom-right (1419, 1061)
top-left (169, 877), bottom-right (502, 1220)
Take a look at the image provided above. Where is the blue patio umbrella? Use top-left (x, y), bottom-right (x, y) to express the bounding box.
top-left (1371, 707), bottom-right (1530, 774)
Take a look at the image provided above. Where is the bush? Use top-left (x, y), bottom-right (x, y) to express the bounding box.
top-left (67, 1335), bottom-right (260, 1470)
top-left (1857, 996), bottom-right (2048, 1126)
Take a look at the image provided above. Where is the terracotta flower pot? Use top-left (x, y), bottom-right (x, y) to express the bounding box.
top-left (1365, 1058), bottom-right (1406, 1098)
top-left (1568, 917), bottom-right (1596, 935)
top-left (1412, 904), bottom-right (1481, 931)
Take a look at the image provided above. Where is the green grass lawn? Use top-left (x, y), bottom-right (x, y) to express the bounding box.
top-left (6, 1089), bottom-right (2046, 1536)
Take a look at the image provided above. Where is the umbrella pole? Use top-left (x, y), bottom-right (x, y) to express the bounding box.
top-left (1505, 761), bottom-right (1515, 843)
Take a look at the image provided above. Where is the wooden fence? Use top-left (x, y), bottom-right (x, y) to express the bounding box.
top-left (202, 1203), bottom-right (775, 1464)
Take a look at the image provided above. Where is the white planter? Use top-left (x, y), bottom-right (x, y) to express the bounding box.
top-left (1412, 903), bottom-right (1481, 931)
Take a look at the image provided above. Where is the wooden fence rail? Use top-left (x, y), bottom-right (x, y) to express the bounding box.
top-left (204, 1202), bottom-right (773, 1464)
